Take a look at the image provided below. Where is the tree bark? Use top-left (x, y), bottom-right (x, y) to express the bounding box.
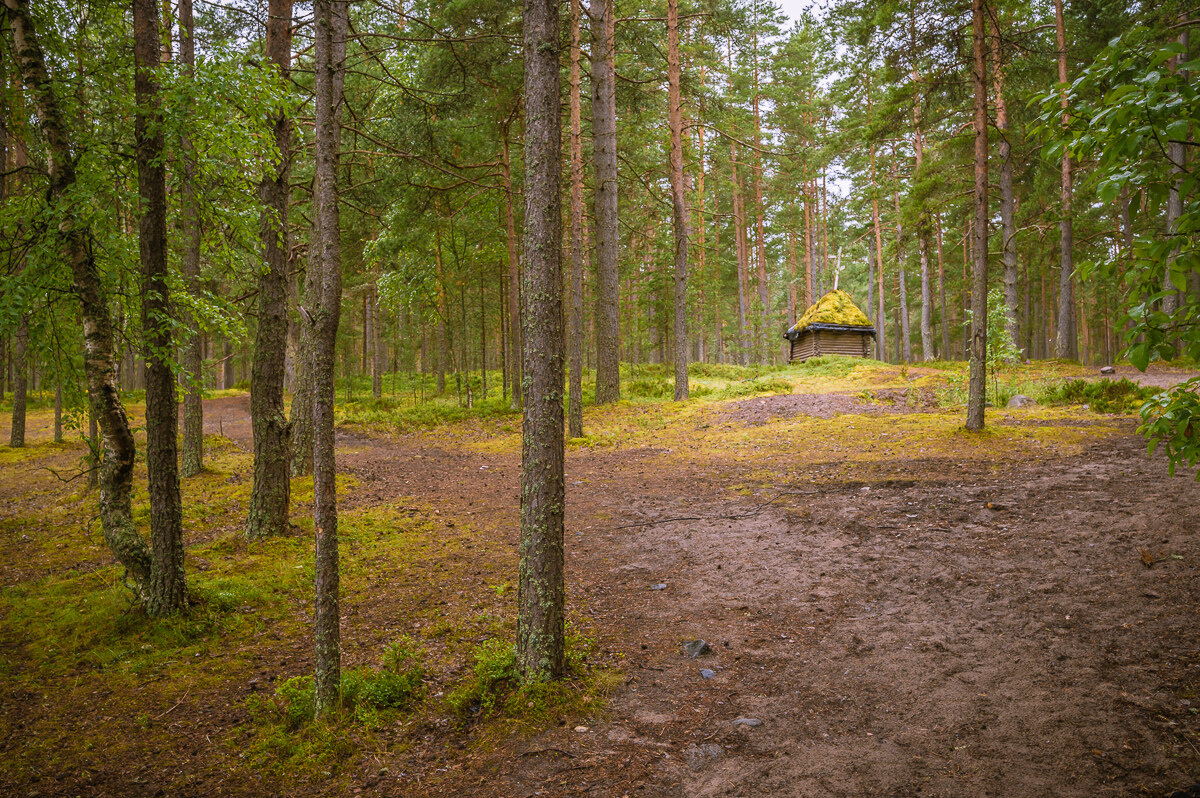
top-left (732, 139), bottom-right (749, 365)
top-left (247, 0), bottom-right (294, 540)
top-left (8, 318), bottom-right (25, 448)
top-left (1163, 27), bottom-right (1189, 346)
top-left (695, 74), bottom-right (708, 361)
top-left (435, 229), bottom-right (448, 394)
top-left (590, 0), bottom-right (620, 403)
top-left (1053, 0), bottom-right (1075, 360)
top-left (518, 0), bottom-right (565, 683)
top-left (501, 126), bottom-right (522, 409)
top-left (6, 0), bottom-right (150, 585)
top-left (135, 0), bottom-right (186, 616)
top-left (567, 0), bottom-right (585, 435)
top-left (936, 215), bottom-right (949, 358)
top-left (750, 30), bottom-right (768, 363)
top-left (989, 13), bottom-right (1019, 353)
top-left (668, 0), bottom-right (689, 400)
top-left (310, 0), bottom-right (346, 716)
top-left (371, 277), bottom-right (384, 399)
top-left (179, 0), bottom-right (204, 478)
top-left (966, 0), bottom-right (989, 431)
top-left (53, 380), bottom-right (63, 443)
top-left (892, 168), bottom-right (912, 362)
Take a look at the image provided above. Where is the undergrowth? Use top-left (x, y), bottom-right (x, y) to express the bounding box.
top-left (446, 625), bottom-right (619, 727)
top-left (241, 638), bottom-right (426, 777)
top-left (1039, 378), bottom-right (1159, 414)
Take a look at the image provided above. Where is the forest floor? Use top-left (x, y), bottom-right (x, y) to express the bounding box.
top-left (1, 359), bottom-right (1199, 797)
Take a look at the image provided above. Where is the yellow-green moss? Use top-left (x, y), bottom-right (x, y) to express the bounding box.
top-left (789, 289), bottom-right (872, 334)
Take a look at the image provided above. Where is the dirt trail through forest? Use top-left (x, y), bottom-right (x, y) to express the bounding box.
top-left (5, 382), bottom-right (1198, 798)
top-left (199, 389), bottom-right (1200, 797)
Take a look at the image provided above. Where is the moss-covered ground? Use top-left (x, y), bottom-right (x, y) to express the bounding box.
top-left (0, 358), bottom-right (1193, 796)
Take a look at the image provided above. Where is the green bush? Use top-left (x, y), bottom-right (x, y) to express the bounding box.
top-left (714, 376), bottom-right (794, 399)
top-left (252, 637), bottom-right (425, 730)
top-left (447, 637), bottom-right (517, 717)
top-left (1040, 378), bottom-right (1157, 414)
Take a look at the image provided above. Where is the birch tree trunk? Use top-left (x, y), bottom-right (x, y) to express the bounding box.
top-left (4, 0), bottom-right (153, 591)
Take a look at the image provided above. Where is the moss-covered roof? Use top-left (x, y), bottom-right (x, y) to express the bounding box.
top-left (787, 290), bottom-right (873, 336)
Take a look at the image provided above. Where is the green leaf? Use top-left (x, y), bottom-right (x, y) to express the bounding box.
top-left (1129, 342), bottom-right (1151, 372)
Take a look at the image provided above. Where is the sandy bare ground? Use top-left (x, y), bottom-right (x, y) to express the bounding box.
top-left (1, 372), bottom-right (1198, 797)
top-left (302, 389), bottom-right (1200, 797)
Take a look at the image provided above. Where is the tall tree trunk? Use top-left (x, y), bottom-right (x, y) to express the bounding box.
top-left (892, 169), bottom-right (912, 362)
top-left (4, 0), bottom-right (151, 589)
top-left (310, 0), bottom-right (347, 716)
top-left (867, 80), bottom-right (884, 362)
top-left (247, 0), bottom-right (294, 540)
top-left (1163, 26), bottom-right (1189, 348)
top-left (590, 0), bottom-right (620, 403)
top-left (750, 30), bottom-right (768, 363)
top-left (936, 215), bottom-right (949, 358)
top-left (918, 233), bottom-right (933, 360)
top-left (990, 12), bottom-right (1019, 352)
top-left (1053, 0), bottom-right (1076, 360)
top-left (501, 126), bottom-right (522, 409)
top-left (732, 140), bottom-right (750, 365)
top-left (907, 11), bottom-right (934, 361)
top-left (787, 223), bottom-right (798, 326)
top-left (567, 0), bottom-right (585, 436)
top-left (53, 381), bottom-right (63, 443)
top-left (371, 277), bottom-right (384, 399)
top-left (435, 229), bottom-right (448, 394)
top-left (8, 318), bottom-right (25, 447)
top-left (135, 0), bottom-right (186, 617)
top-left (518, 0), bottom-right (565, 683)
top-left (804, 184), bottom-right (813, 307)
top-left (966, 0), bottom-right (989, 431)
top-left (668, 0), bottom-right (689, 399)
top-left (179, 0), bottom-right (203, 478)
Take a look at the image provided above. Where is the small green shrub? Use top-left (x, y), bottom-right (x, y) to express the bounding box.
top-left (624, 378), bottom-right (673, 399)
top-left (447, 637), bottom-right (516, 717)
top-left (446, 627), bottom-right (615, 725)
top-left (1040, 378), bottom-right (1157, 414)
top-left (715, 376), bottom-right (794, 399)
top-left (250, 638), bottom-right (425, 731)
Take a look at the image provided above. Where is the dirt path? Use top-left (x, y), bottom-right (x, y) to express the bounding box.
top-left (266, 393), bottom-right (1200, 797)
top-left (4, 385), bottom-right (1197, 797)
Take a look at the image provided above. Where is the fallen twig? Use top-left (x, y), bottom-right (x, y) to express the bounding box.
top-left (521, 747), bottom-right (575, 758)
top-left (153, 689), bottom-right (190, 720)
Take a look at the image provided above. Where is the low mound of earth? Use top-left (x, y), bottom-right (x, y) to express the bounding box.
top-left (717, 388), bottom-right (936, 425)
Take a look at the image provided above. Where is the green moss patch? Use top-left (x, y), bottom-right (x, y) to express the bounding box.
top-left (788, 289), bottom-right (873, 334)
